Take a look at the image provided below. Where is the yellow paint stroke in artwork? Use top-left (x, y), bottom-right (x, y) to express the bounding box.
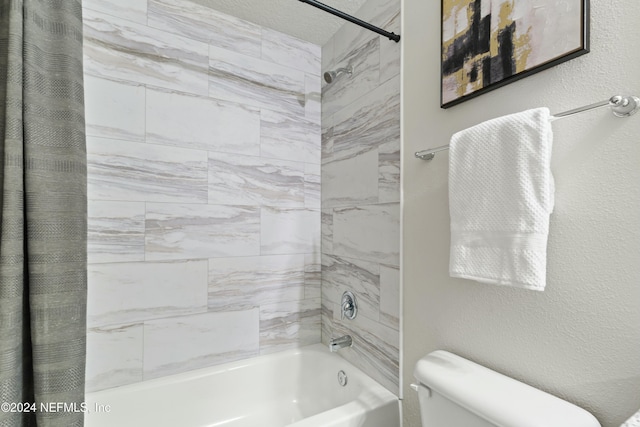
top-left (498, 1), bottom-right (514, 28)
top-left (442, 0), bottom-right (474, 55)
top-left (514, 27), bottom-right (532, 72)
top-left (453, 69), bottom-right (468, 97)
top-left (442, 0), bottom-right (473, 23)
top-left (454, 54), bottom-right (489, 97)
top-left (490, 1), bottom-right (514, 57)
top-left (442, 36), bottom-right (455, 56)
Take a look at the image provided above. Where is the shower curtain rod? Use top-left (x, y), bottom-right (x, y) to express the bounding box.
top-left (414, 95), bottom-right (640, 161)
top-left (297, 0), bottom-right (401, 42)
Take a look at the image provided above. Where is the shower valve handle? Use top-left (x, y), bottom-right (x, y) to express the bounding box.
top-left (340, 291), bottom-right (357, 320)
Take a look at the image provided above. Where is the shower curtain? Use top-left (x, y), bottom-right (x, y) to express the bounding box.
top-left (0, 1), bottom-right (87, 426)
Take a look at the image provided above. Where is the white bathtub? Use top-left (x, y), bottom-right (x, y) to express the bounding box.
top-left (84, 343), bottom-right (400, 427)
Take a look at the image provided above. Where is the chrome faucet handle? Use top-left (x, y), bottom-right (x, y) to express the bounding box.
top-left (341, 300), bottom-right (352, 320)
top-left (340, 291), bottom-right (357, 320)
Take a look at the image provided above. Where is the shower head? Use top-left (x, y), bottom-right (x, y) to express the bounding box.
top-left (323, 66), bottom-right (353, 84)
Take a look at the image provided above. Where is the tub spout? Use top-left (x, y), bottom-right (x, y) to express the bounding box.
top-left (329, 335), bottom-right (352, 352)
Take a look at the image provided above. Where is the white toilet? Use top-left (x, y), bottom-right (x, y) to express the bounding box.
top-left (413, 350), bottom-right (601, 427)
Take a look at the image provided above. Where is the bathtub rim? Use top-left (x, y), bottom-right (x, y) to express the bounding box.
top-left (85, 343), bottom-right (398, 399)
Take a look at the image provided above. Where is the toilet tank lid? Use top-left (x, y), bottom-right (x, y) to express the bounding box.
top-left (413, 351), bottom-right (601, 427)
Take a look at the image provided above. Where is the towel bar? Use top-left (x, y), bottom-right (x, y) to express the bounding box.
top-left (415, 95), bottom-right (640, 161)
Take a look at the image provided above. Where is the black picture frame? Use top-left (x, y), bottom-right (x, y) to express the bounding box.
top-left (441, 0), bottom-right (590, 108)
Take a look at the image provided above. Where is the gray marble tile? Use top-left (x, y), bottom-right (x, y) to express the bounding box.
top-left (332, 75), bottom-right (400, 162)
top-left (146, 204), bottom-right (260, 261)
top-left (332, 312), bottom-right (399, 395)
top-left (87, 260), bottom-right (208, 327)
top-left (88, 201), bottom-right (145, 264)
top-left (333, 0), bottom-right (399, 64)
top-left (379, 264), bottom-right (399, 331)
top-left (355, 0), bottom-right (400, 24)
top-left (260, 109), bottom-right (321, 165)
top-left (87, 137), bottom-right (208, 203)
top-left (148, 0), bottom-right (262, 58)
top-left (379, 146), bottom-right (401, 204)
top-left (84, 76), bottom-right (145, 142)
top-left (208, 255), bottom-right (305, 311)
top-left (259, 298), bottom-right (321, 355)
top-left (146, 88), bottom-right (260, 155)
top-left (261, 28), bottom-right (321, 75)
top-left (379, 10), bottom-right (401, 83)
top-left (305, 253), bottom-right (321, 300)
top-left (332, 21), bottom-right (377, 68)
top-left (305, 74), bottom-right (321, 125)
top-left (304, 163), bottom-right (321, 209)
top-left (83, 8), bottom-right (209, 95)
top-left (143, 310), bottom-right (259, 379)
top-left (322, 148), bottom-right (379, 208)
top-left (85, 324), bottom-right (143, 392)
top-left (321, 209), bottom-right (333, 255)
top-left (321, 254), bottom-right (380, 321)
top-left (318, 0), bottom-right (401, 397)
top-left (208, 152), bottom-right (305, 207)
top-left (321, 299), bottom-right (400, 394)
top-left (322, 38), bottom-right (380, 117)
top-left (209, 44), bottom-right (306, 115)
top-left (333, 203), bottom-right (400, 265)
top-left (82, 0), bottom-right (147, 25)
top-left (321, 35), bottom-right (335, 72)
top-left (261, 207), bottom-right (321, 255)
top-left (321, 117), bottom-right (334, 164)
top-left (320, 299), bottom-right (334, 347)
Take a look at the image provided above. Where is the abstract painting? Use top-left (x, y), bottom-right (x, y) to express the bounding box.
top-left (441, 0), bottom-right (589, 108)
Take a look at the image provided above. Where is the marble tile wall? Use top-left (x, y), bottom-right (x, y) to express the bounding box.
top-left (83, 0), bottom-right (321, 392)
top-left (320, 0), bottom-right (401, 395)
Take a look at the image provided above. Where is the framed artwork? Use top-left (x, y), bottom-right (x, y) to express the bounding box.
top-left (441, 0), bottom-right (589, 108)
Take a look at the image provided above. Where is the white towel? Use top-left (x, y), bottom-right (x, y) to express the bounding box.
top-left (449, 108), bottom-right (554, 291)
top-left (622, 410), bottom-right (640, 427)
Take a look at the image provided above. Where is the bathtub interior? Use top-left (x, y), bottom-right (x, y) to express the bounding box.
top-left (85, 344), bottom-right (399, 427)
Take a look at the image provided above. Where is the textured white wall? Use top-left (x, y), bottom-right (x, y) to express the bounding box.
top-left (401, 1), bottom-right (640, 426)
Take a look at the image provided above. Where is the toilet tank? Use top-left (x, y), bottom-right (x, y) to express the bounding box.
top-left (413, 351), bottom-right (601, 427)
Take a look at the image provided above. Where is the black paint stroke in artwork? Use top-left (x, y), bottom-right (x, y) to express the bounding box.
top-left (442, 0), bottom-right (516, 88)
top-left (497, 22), bottom-right (516, 80)
top-left (442, 0), bottom-right (491, 76)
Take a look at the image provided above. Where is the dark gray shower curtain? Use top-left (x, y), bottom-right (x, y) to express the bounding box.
top-left (0, 1), bottom-right (87, 426)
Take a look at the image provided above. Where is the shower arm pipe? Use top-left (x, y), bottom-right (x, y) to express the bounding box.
top-left (297, 0), bottom-right (401, 42)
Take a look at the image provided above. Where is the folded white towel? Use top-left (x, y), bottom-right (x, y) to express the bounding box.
top-left (622, 410), bottom-right (640, 427)
top-left (449, 108), bottom-right (554, 291)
